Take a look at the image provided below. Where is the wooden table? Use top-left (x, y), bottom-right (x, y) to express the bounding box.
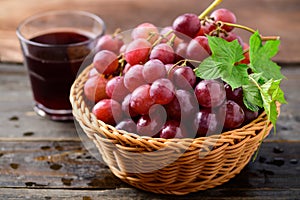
top-left (1, 0), bottom-right (300, 199)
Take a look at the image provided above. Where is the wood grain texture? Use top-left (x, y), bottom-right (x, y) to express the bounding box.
top-left (0, 141), bottom-right (299, 198)
top-left (0, 0), bottom-right (299, 63)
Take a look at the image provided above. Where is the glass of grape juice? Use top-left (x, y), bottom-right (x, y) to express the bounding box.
top-left (16, 10), bottom-right (105, 121)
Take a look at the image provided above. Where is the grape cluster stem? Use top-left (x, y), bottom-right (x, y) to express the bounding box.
top-left (199, 0), bottom-right (224, 20)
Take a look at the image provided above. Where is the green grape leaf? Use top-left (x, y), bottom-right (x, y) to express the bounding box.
top-left (195, 36), bottom-right (249, 89)
top-left (242, 77), bottom-right (263, 112)
top-left (249, 32), bottom-right (285, 80)
top-left (260, 79), bottom-right (287, 125)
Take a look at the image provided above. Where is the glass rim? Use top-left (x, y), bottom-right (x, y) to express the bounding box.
top-left (16, 10), bottom-right (106, 48)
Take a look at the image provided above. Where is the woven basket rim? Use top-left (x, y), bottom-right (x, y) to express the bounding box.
top-left (70, 64), bottom-right (275, 146)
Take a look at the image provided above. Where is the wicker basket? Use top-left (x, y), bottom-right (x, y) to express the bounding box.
top-left (70, 64), bottom-right (275, 195)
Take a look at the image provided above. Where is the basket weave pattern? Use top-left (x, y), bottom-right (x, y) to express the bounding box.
top-left (70, 64), bottom-right (274, 195)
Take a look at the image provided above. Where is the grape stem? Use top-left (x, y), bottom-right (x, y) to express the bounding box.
top-left (199, 0), bottom-right (223, 20)
top-left (152, 29), bottom-right (173, 47)
top-left (167, 34), bottom-right (177, 47)
top-left (221, 22), bottom-right (280, 41)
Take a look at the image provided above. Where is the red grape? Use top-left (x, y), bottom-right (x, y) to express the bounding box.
top-left (195, 80), bottom-right (226, 108)
top-left (174, 42), bottom-right (188, 61)
top-left (165, 64), bottom-right (180, 81)
top-left (159, 120), bottom-right (187, 139)
top-left (193, 109), bottom-right (219, 137)
top-left (123, 64), bottom-right (146, 92)
top-left (84, 75), bottom-right (109, 103)
top-left (142, 59), bottom-right (166, 83)
top-left (136, 105), bottom-right (166, 137)
top-left (122, 63), bottom-right (132, 74)
top-left (210, 8), bottom-right (237, 32)
top-left (96, 34), bottom-right (124, 54)
top-left (93, 50), bottom-right (119, 75)
top-left (196, 22), bottom-right (215, 36)
top-left (186, 36), bottom-right (210, 61)
top-left (88, 67), bottom-right (100, 78)
top-left (224, 84), bottom-right (258, 124)
top-left (240, 43), bottom-right (250, 64)
top-left (132, 23), bottom-right (159, 44)
top-left (130, 84), bottom-right (155, 115)
top-left (121, 94), bottom-right (138, 118)
top-left (125, 38), bottom-right (152, 65)
top-left (116, 118), bottom-right (137, 133)
top-left (224, 100), bottom-right (245, 129)
top-left (149, 43), bottom-right (175, 64)
top-left (172, 13), bottom-right (201, 38)
top-left (224, 83), bottom-right (243, 106)
top-left (242, 105), bottom-right (259, 124)
top-left (150, 78), bottom-right (175, 105)
top-left (172, 66), bottom-right (197, 90)
top-left (92, 99), bottom-right (123, 125)
top-left (165, 89), bottom-right (198, 120)
top-left (106, 76), bottom-right (129, 102)
top-left (221, 32), bottom-right (243, 45)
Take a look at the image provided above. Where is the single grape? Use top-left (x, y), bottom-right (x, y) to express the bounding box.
top-left (174, 42), bottom-right (188, 62)
top-left (150, 78), bottom-right (175, 105)
top-left (96, 34), bottom-right (124, 54)
top-left (224, 100), bottom-right (245, 129)
top-left (130, 84), bottom-right (155, 115)
top-left (159, 120), bottom-right (187, 139)
top-left (122, 63), bottom-right (132, 74)
top-left (165, 89), bottom-right (198, 120)
top-left (224, 83), bottom-right (243, 106)
top-left (92, 99), bottom-right (123, 125)
top-left (195, 80), bottom-right (226, 108)
top-left (123, 64), bottom-right (146, 92)
top-left (165, 64), bottom-right (180, 81)
top-left (88, 67), bottom-right (99, 78)
top-left (224, 84), bottom-right (258, 124)
top-left (116, 118), bottom-right (137, 133)
top-left (196, 22), bottom-right (215, 36)
top-left (142, 59), bottom-right (166, 83)
top-left (186, 36), bottom-right (210, 61)
top-left (241, 104), bottom-right (259, 124)
top-left (93, 50), bottom-right (119, 75)
top-left (220, 32), bottom-right (243, 45)
top-left (119, 43), bottom-right (127, 54)
top-left (131, 22), bottom-right (159, 44)
top-left (240, 43), bottom-right (250, 64)
top-left (121, 94), bottom-right (138, 118)
top-left (149, 43), bottom-right (175, 64)
top-left (172, 13), bottom-right (201, 38)
top-left (136, 105), bottom-right (166, 137)
top-left (195, 36), bottom-right (211, 54)
top-left (193, 109), bottom-right (219, 137)
top-left (210, 8), bottom-right (237, 32)
top-left (84, 75), bottom-right (109, 103)
top-left (124, 38), bottom-right (152, 65)
top-left (106, 76), bottom-right (129, 102)
top-left (172, 66), bottom-right (197, 90)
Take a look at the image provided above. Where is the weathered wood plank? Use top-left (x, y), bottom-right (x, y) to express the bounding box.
top-left (0, 188), bottom-right (299, 200)
top-left (0, 141), bottom-right (299, 191)
top-left (0, 0), bottom-right (300, 63)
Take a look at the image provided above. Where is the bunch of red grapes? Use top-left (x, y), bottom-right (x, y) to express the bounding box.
top-left (83, 8), bottom-right (259, 139)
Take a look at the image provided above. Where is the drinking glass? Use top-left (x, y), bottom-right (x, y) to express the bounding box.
top-left (16, 10), bottom-right (105, 121)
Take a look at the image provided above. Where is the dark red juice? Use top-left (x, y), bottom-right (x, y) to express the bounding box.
top-left (24, 31), bottom-right (92, 112)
